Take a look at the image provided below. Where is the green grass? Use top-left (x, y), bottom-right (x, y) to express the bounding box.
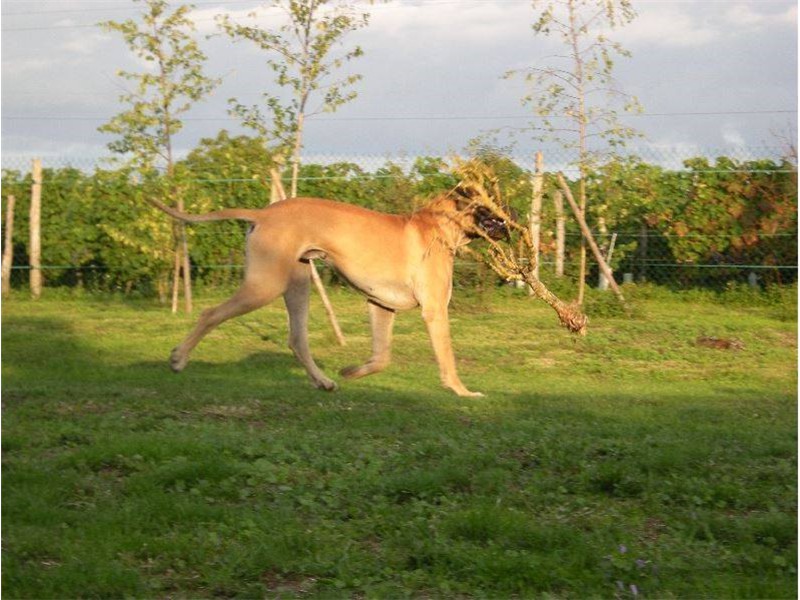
top-left (3, 285), bottom-right (797, 598)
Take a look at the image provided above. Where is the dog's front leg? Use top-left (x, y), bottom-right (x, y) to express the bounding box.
top-left (340, 301), bottom-right (395, 380)
top-left (421, 304), bottom-right (483, 397)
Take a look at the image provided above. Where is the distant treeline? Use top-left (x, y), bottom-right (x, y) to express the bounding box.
top-left (1, 132), bottom-right (797, 296)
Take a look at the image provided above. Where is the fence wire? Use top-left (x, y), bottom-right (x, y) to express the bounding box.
top-left (1, 147), bottom-right (797, 296)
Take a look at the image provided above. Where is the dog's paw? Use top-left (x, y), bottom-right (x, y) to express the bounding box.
top-left (451, 387), bottom-right (484, 398)
top-left (314, 377), bottom-right (338, 392)
top-left (169, 348), bottom-right (188, 373)
top-left (339, 365), bottom-right (363, 379)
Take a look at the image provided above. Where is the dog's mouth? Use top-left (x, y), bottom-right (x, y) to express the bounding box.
top-left (481, 217), bottom-right (510, 240)
top-left (470, 206), bottom-right (514, 241)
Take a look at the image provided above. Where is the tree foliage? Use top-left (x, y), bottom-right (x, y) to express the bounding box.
top-left (99, 0), bottom-right (218, 173)
top-left (507, 0), bottom-right (641, 159)
top-left (218, 0), bottom-right (369, 195)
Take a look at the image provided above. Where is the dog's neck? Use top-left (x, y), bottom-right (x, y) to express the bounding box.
top-left (414, 195), bottom-right (471, 252)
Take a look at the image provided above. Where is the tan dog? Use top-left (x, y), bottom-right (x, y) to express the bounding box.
top-left (153, 194), bottom-right (507, 397)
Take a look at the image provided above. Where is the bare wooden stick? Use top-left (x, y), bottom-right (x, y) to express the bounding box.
top-left (181, 230), bottom-right (193, 313)
top-left (171, 239), bottom-right (181, 314)
top-left (2, 195), bottom-right (16, 297)
top-left (556, 173), bottom-right (626, 306)
top-left (269, 167), bottom-right (285, 204)
top-left (29, 159), bottom-right (42, 299)
top-left (528, 151), bottom-right (543, 294)
top-left (598, 232), bottom-right (617, 291)
top-left (553, 189), bottom-right (565, 277)
top-left (309, 259), bottom-right (346, 346)
top-left (269, 165), bottom-right (346, 345)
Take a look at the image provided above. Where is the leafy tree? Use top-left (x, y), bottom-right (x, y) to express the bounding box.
top-left (506, 0), bottom-right (641, 303)
top-left (99, 0), bottom-right (218, 312)
top-left (218, 0), bottom-right (369, 197)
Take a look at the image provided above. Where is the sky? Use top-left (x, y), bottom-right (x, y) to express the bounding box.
top-left (1, 0), bottom-right (797, 167)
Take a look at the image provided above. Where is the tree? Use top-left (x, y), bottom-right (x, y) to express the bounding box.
top-left (99, 0), bottom-right (218, 313)
top-left (506, 0), bottom-right (641, 304)
top-left (218, 0), bottom-right (369, 197)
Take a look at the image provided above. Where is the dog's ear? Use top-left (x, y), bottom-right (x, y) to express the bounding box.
top-left (450, 185), bottom-right (479, 211)
top-left (453, 184), bottom-right (476, 198)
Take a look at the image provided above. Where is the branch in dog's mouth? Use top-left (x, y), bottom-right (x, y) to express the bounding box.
top-left (451, 159), bottom-right (588, 337)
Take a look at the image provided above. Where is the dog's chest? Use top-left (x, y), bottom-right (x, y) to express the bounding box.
top-left (351, 278), bottom-right (418, 310)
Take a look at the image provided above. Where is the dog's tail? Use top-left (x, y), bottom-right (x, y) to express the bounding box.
top-left (147, 198), bottom-right (262, 223)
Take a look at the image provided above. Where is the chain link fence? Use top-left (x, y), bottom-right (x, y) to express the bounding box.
top-left (1, 146), bottom-right (796, 298)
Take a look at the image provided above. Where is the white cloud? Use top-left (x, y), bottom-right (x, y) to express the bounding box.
top-left (722, 124), bottom-right (746, 148)
top-left (190, 4), bottom-right (284, 36)
top-left (613, 1), bottom-right (797, 49)
top-left (2, 57), bottom-right (63, 77)
top-left (366, 0), bottom-right (527, 43)
top-left (724, 3), bottom-right (797, 30)
top-left (196, 1), bottom-right (528, 44)
top-left (62, 32), bottom-right (111, 56)
top-left (612, 4), bottom-right (721, 48)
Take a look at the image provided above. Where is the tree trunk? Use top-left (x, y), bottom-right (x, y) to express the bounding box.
top-left (29, 159), bottom-right (42, 299)
top-left (528, 151), bottom-right (543, 295)
top-left (2, 195), bottom-right (16, 296)
top-left (553, 189), bottom-right (565, 277)
top-left (171, 236), bottom-right (181, 314)
top-left (290, 111), bottom-right (305, 199)
top-left (638, 221), bottom-right (648, 282)
top-left (598, 232), bottom-right (617, 290)
top-left (557, 173), bottom-right (626, 307)
top-left (181, 224), bottom-right (192, 313)
top-left (567, 0), bottom-right (588, 306)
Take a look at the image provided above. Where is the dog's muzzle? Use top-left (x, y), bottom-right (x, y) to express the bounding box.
top-left (470, 206), bottom-right (514, 241)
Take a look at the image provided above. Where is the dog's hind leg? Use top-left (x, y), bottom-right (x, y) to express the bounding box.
top-left (283, 266), bottom-right (337, 391)
top-left (340, 301), bottom-right (395, 380)
top-left (170, 278), bottom-right (284, 373)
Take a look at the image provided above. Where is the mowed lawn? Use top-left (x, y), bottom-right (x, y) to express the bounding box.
top-left (2, 286), bottom-right (797, 598)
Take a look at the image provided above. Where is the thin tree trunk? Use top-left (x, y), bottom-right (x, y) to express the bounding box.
top-left (553, 189), bottom-right (565, 277)
top-left (598, 232), bottom-right (617, 290)
top-left (528, 151), bottom-right (543, 295)
top-left (567, 0), bottom-right (589, 305)
top-left (182, 229), bottom-right (192, 313)
top-left (290, 110), bottom-right (306, 199)
top-left (30, 159), bottom-right (42, 299)
top-left (175, 188), bottom-right (192, 313)
top-left (171, 240), bottom-right (181, 314)
top-left (557, 173), bottom-right (626, 306)
top-left (638, 221), bottom-right (648, 282)
top-left (270, 166), bottom-right (286, 204)
top-left (2, 195), bottom-right (16, 297)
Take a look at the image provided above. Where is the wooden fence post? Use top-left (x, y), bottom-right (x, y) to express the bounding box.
top-left (269, 167), bottom-right (346, 346)
top-left (598, 232), bottom-right (617, 291)
top-left (2, 195), bottom-right (16, 297)
top-left (556, 173), bottom-right (626, 306)
top-left (553, 189), bottom-right (565, 277)
top-left (30, 159), bottom-right (42, 299)
top-left (528, 151), bottom-right (543, 295)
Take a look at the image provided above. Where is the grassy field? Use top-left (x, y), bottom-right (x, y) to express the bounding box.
top-left (2, 285), bottom-right (797, 598)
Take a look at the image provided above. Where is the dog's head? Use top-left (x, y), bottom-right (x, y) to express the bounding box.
top-left (469, 205), bottom-right (516, 240)
top-left (452, 185), bottom-right (515, 241)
